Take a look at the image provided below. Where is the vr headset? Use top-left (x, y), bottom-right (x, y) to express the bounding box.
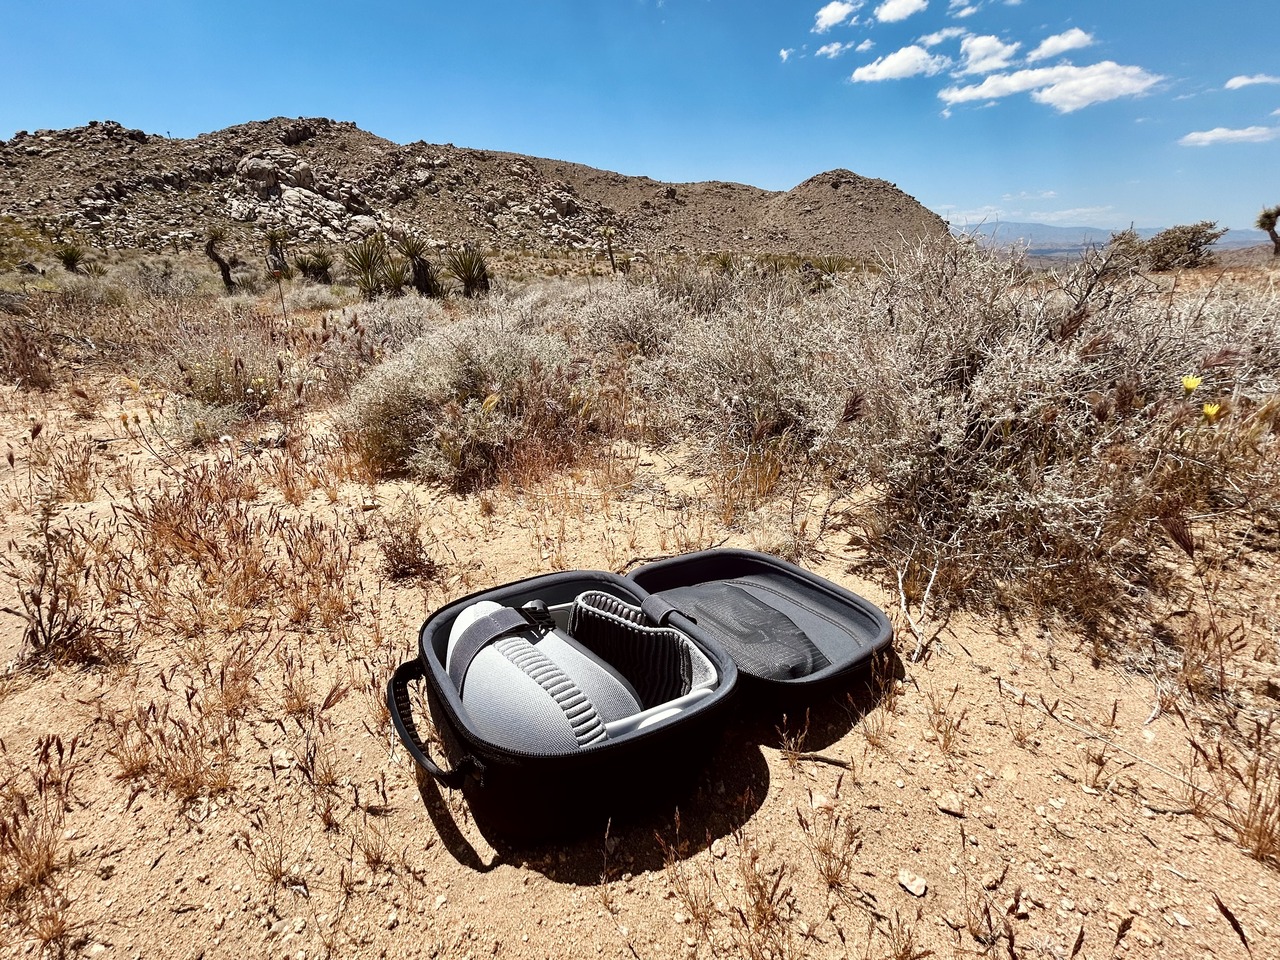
top-left (445, 592), bottom-right (718, 754)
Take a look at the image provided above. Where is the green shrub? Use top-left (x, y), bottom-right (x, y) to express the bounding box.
top-left (0, 317), bottom-right (55, 390)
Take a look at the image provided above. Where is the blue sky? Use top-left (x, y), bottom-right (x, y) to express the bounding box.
top-left (3, 1), bottom-right (1278, 232)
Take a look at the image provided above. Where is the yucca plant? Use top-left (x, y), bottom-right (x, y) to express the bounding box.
top-left (395, 235), bottom-right (443, 298)
top-left (344, 235), bottom-right (389, 301)
top-left (294, 248), bottom-right (333, 284)
top-left (380, 256), bottom-right (411, 297)
top-left (54, 244), bottom-right (86, 274)
top-left (443, 246), bottom-right (491, 298)
top-left (1256, 204), bottom-right (1280, 257)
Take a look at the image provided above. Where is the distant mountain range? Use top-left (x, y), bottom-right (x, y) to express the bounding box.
top-left (955, 221), bottom-right (1268, 256)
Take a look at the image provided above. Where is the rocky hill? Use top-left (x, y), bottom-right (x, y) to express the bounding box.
top-left (0, 116), bottom-right (947, 259)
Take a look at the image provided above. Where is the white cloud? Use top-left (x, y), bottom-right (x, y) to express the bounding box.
top-left (960, 35), bottom-right (1020, 74)
top-left (875, 0), bottom-right (928, 23)
top-left (920, 26), bottom-right (967, 47)
top-left (939, 61), bottom-right (1163, 112)
top-left (1027, 28), bottom-right (1094, 62)
top-left (1179, 126), bottom-right (1280, 146)
top-left (1032, 206), bottom-right (1114, 224)
top-left (857, 39), bottom-right (875, 52)
top-left (853, 44), bottom-right (951, 81)
top-left (951, 4), bottom-right (979, 16)
top-left (1225, 74), bottom-right (1280, 90)
top-left (1001, 190), bottom-right (1058, 201)
top-left (816, 42), bottom-right (854, 58)
top-left (780, 48), bottom-right (794, 63)
top-left (813, 1), bottom-right (860, 32)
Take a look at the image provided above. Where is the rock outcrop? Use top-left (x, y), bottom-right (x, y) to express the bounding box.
top-left (0, 117), bottom-right (948, 258)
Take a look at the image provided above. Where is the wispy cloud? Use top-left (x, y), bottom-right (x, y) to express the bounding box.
top-left (780, 48), bottom-right (795, 63)
top-left (1032, 206), bottom-right (1115, 225)
top-left (853, 45), bottom-right (951, 81)
top-left (1002, 190), bottom-right (1058, 201)
top-left (813, 1), bottom-right (860, 32)
top-left (1224, 74), bottom-right (1280, 90)
top-left (857, 39), bottom-right (875, 52)
top-left (1026, 28), bottom-right (1094, 62)
top-left (1179, 125), bottom-right (1280, 146)
top-left (875, 0), bottom-right (928, 24)
top-left (960, 35), bottom-right (1020, 74)
top-left (947, 0), bottom-right (979, 15)
top-left (940, 61), bottom-right (1162, 112)
top-left (919, 26), bottom-right (967, 47)
top-left (816, 42), bottom-right (855, 59)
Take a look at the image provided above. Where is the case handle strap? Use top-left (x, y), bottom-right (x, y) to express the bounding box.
top-left (387, 659), bottom-right (483, 790)
top-left (446, 606), bottom-right (532, 694)
top-left (641, 594), bottom-right (691, 627)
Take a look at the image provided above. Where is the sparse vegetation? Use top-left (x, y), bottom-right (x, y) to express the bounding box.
top-left (1109, 221), bottom-right (1228, 271)
top-left (0, 219), bottom-right (1278, 960)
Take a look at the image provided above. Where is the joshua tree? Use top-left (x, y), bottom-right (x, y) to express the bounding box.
top-left (204, 227), bottom-right (236, 294)
top-left (601, 225), bottom-right (618, 273)
top-left (1257, 205), bottom-right (1280, 257)
top-left (264, 227), bottom-right (290, 277)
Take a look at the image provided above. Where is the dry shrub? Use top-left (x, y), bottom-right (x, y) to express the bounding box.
top-left (0, 737), bottom-right (82, 950)
top-left (1, 500), bottom-right (127, 666)
top-left (829, 238), bottom-right (1280, 632)
top-left (376, 496), bottom-right (439, 581)
top-left (623, 236), bottom-right (1278, 653)
top-left (100, 666), bottom-right (247, 805)
top-left (795, 780), bottom-right (862, 892)
top-left (638, 268), bottom-right (838, 458)
top-left (1192, 718), bottom-right (1280, 867)
top-left (340, 309), bottom-right (616, 489)
top-left (0, 318), bottom-right (55, 390)
top-left (118, 457), bottom-right (280, 628)
top-left (659, 823), bottom-right (799, 960)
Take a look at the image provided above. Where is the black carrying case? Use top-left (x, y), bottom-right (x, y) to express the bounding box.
top-left (388, 548), bottom-right (892, 843)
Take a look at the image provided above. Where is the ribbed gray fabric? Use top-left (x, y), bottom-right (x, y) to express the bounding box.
top-left (569, 591), bottom-right (694, 709)
top-left (493, 637), bottom-right (607, 745)
top-left (448, 599), bottom-right (644, 754)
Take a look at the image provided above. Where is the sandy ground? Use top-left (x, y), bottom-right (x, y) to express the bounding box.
top-left (1, 376), bottom-right (1277, 960)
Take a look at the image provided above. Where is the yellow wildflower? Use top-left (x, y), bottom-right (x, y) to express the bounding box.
top-left (1181, 375), bottom-right (1202, 395)
top-left (1202, 402), bottom-right (1221, 424)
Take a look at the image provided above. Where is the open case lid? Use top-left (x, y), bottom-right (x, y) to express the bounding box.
top-left (628, 548), bottom-right (892, 690)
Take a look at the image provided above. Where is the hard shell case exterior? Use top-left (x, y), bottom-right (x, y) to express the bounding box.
top-left (388, 550), bottom-right (892, 842)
